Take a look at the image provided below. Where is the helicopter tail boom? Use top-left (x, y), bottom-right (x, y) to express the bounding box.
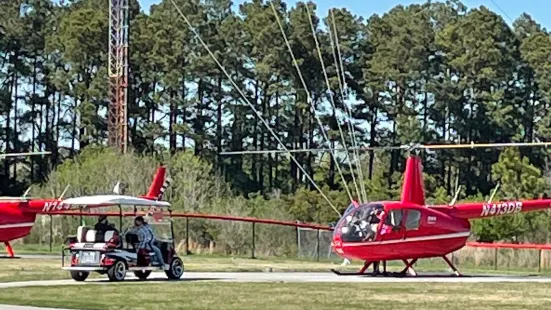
top-left (435, 199), bottom-right (551, 219)
top-left (20, 165), bottom-right (171, 214)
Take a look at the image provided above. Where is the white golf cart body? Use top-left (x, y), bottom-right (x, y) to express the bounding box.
top-left (60, 195), bottom-right (184, 282)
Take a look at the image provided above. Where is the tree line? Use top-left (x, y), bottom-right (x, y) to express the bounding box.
top-left (3, 0), bottom-right (551, 243)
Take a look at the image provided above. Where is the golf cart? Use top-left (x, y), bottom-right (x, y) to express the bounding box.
top-left (60, 195), bottom-right (184, 282)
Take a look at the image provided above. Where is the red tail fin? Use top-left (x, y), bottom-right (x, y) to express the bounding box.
top-left (400, 155), bottom-right (426, 206)
top-left (142, 164), bottom-right (171, 201)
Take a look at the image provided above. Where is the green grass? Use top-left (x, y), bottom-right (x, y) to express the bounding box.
top-left (9, 243), bottom-right (60, 255)
top-left (0, 282), bottom-right (550, 309)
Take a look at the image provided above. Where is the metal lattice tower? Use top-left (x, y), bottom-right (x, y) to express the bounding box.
top-left (107, 0), bottom-right (129, 153)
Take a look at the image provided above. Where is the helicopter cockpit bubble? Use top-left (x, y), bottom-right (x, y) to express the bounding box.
top-left (333, 203), bottom-right (385, 242)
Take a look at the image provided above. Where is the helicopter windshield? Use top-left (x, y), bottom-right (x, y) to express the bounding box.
top-left (333, 203), bottom-right (385, 243)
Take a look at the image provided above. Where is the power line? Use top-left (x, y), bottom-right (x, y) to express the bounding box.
top-left (169, 0), bottom-right (342, 217)
top-left (489, 0), bottom-right (515, 25)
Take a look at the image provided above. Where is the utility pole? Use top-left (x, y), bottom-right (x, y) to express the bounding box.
top-left (107, 0), bottom-right (129, 153)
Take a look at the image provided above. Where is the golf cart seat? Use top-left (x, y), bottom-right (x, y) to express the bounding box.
top-left (76, 226), bottom-right (119, 246)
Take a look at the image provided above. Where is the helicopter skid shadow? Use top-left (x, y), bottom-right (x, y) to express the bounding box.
top-left (0, 256), bottom-right (21, 259)
top-left (359, 273), bottom-right (547, 279)
top-left (90, 277), bottom-right (222, 284)
top-left (330, 269), bottom-right (533, 278)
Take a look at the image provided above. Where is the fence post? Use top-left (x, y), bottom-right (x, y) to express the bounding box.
top-left (316, 229), bottom-right (320, 262)
top-left (185, 217), bottom-right (190, 255)
top-left (49, 215), bottom-right (53, 252)
top-left (494, 248), bottom-right (498, 270)
top-left (251, 222), bottom-right (256, 259)
top-left (539, 249), bottom-right (543, 273)
top-left (295, 221), bottom-right (300, 259)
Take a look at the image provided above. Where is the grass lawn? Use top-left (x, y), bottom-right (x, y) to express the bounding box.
top-left (0, 282), bottom-right (550, 309)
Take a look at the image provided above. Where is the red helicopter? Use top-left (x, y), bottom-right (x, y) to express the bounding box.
top-left (0, 156), bottom-right (170, 258)
top-left (222, 142), bottom-right (551, 276)
top-left (330, 143), bottom-right (551, 277)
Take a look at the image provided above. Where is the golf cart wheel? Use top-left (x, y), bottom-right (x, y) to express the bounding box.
top-left (133, 270), bottom-right (151, 280)
top-left (165, 257), bottom-right (184, 280)
top-left (107, 260), bottom-right (127, 281)
top-left (70, 271), bottom-right (89, 282)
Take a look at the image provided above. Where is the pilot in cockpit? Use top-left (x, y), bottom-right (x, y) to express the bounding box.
top-left (340, 212), bottom-right (361, 240)
top-left (362, 215), bottom-right (377, 241)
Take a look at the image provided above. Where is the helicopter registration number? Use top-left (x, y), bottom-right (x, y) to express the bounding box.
top-left (480, 201), bottom-right (522, 217)
top-left (41, 201), bottom-right (71, 213)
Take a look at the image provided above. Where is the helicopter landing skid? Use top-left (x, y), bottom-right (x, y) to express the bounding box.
top-left (330, 269), bottom-right (408, 277)
top-left (331, 261), bottom-right (402, 277)
top-left (331, 257), bottom-right (462, 277)
top-left (331, 260), bottom-right (373, 276)
top-left (442, 255), bottom-right (462, 276)
top-left (330, 269), bottom-right (369, 276)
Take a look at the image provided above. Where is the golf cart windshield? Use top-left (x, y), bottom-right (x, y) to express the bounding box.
top-left (333, 203), bottom-right (385, 242)
top-left (143, 212), bottom-right (173, 243)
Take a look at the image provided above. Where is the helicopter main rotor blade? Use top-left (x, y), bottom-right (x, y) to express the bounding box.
top-left (220, 142), bottom-right (551, 155)
top-left (0, 151), bottom-right (52, 158)
top-left (220, 145), bottom-right (406, 155)
top-left (421, 142), bottom-right (551, 149)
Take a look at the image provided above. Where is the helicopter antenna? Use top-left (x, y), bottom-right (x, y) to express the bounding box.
top-left (58, 184), bottom-right (70, 200)
top-left (487, 182), bottom-right (501, 203)
top-left (449, 174), bottom-right (461, 206)
top-left (448, 172), bottom-right (461, 206)
top-left (449, 186), bottom-right (461, 206)
top-left (22, 186), bottom-right (31, 198)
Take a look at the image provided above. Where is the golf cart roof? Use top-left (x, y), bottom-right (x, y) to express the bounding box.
top-left (60, 195), bottom-right (170, 208)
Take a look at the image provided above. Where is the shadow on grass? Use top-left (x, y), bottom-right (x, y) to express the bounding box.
top-left (89, 277), bottom-right (224, 284)
top-left (333, 270), bottom-right (551, 278)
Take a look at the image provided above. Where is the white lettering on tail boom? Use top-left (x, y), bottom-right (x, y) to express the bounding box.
top-left (42, 201), bottom-right (70, 213)
top-left (480, 201), bottom-right (522, 217)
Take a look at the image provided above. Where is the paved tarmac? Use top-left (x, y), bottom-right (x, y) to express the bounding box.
top-left (2, 271), bottom-right (551, 289)
top-left (0, 255), bottom-right (60, 260)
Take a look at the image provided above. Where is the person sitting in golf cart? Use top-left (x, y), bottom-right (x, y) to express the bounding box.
top-left (133, 216), bottom-right (167, 270)
top-left (94, 215), bottom-right (115, 233)
top-left (94, 215), bottom-right (120, 247)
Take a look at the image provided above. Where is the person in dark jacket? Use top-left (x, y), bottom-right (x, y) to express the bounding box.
top-left (94, 215), bottom-right (115, 233)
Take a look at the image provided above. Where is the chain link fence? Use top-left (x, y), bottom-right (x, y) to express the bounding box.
top-left (18, 214), bottom-right (551, 272)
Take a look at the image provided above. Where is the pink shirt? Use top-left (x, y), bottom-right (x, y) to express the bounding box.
top-left (380, 224), bottom-right (392, 235)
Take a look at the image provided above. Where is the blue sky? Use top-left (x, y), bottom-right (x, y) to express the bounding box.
top-left (138, 0), bottom-right (551, 29)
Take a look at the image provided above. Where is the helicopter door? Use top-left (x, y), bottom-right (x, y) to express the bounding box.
top-left (378, 209), bottom-right (405, 242)
top-left (403, 209), bottom-right (423, 239)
